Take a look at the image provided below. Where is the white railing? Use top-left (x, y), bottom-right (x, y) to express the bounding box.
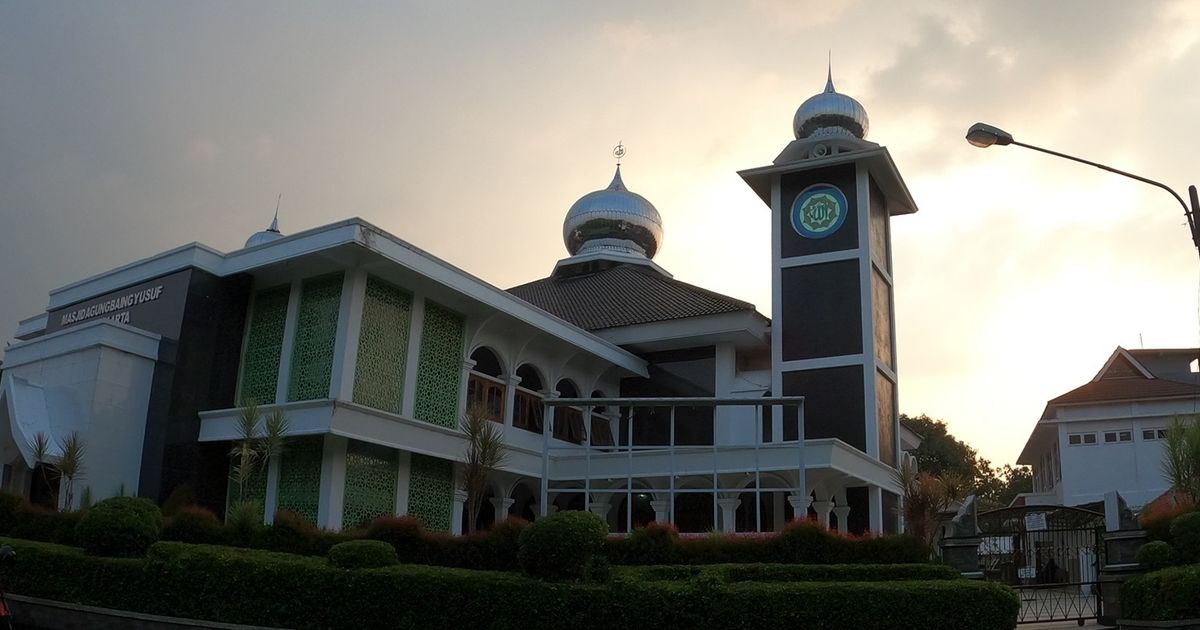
top-left (540, 396), bottom-right (805, 533)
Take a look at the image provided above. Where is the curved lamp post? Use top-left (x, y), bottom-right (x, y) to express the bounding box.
top-left (966, 122), bottom-right (1200, 259)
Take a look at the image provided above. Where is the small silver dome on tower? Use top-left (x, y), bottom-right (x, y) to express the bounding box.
top-left (245, 214), bottom-right (284, 248)
top-left (563, 165), bottom-right (663, 259)
top-left (793, 66), bottom-right (869, 140)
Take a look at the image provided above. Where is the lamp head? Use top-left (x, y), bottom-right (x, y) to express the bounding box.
top-left (966, 122), bottom-right (1014, 148)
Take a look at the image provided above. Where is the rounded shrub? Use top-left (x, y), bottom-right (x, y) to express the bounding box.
top-left (774, 519), bottom-right (847, 564)
top-left (75, 496), bottom-right (161, 557)
top-left (518, 510), bottom-right (608, 581)
top-left (1169, 511), bottom-right (1200, 564)
top-left (255, 510), bottom-right (322, 555)
top-left (162, 506), bottom-right (223, 544)
top-left (328, 539), bottom-right (398, 569)
top-left (624, 522), bottom-right (680, 565)
top-left (481, 518), bottom-right (528, 571)
top-left (0, 492), bottom-right (24, 534)
top-left (365, 515), bottom-right (427, 563)
top-left (1136, 540), bottom-right (1176, 571)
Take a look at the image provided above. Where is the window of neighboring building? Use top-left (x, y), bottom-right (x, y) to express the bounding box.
top-left (466, 347), bottom-right (505, 422)
top-left (512, 365), bottom-right (544, 433)
top-left (1068, 433), bottom-right (1097, 446)
top-left (1142, 428), bottom-right (1169, 441)
top-left (1104, 430), bottom-right (1133, 444)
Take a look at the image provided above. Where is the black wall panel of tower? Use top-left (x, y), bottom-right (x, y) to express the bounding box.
top-left (779, 162), bottom-right (858, 258)
top-left (781, 261), bottom-right (862, 361)
top-left (782, 365), bottom-right (865, 450)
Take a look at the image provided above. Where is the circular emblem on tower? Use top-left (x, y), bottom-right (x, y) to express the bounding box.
top-left (791, 183), bottom-right (848, 239)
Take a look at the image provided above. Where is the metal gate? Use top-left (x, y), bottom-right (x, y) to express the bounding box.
top-left (959, 505), bottom-right (1105, 625)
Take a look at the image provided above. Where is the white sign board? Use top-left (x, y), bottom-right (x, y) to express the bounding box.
top-left (1024, 512), bottom-right (1048, 531)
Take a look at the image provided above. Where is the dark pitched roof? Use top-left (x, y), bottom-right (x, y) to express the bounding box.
top-left (1047, 377), bottom-right (1200, 406)
top-left (507, 263), bottom-right (756, 331)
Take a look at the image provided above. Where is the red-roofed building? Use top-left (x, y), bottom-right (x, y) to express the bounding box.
top-left (1016, 347), bottom-right (1200, 508)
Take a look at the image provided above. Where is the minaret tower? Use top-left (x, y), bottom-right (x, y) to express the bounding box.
top-left (740, 66), bottom-right (917, 532)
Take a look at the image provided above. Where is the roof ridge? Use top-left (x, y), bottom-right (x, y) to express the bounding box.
top-left (625, 264), bottom-right (756, 310)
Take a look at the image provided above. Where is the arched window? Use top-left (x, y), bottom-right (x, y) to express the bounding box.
top-left (466, 347), bottom-right (505, 422)
top-left (554, 379), bottom-right (586, 444)
top-left (512, 364), bottom-right (544, 433)
top-left (590, 390), bottom-right (615, 447)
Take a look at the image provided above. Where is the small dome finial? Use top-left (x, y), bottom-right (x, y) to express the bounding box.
top-left (613, 141), bottom-right (626, 166)
top-left (244, 194), bottom-right (286, 248)
top-left (825, 50), bottom-right (835, 93)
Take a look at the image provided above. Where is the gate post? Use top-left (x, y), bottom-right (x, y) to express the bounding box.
top-left (1097, 528), bottom-right (1147, 626)
top-left (939, 536), bottom-right (982, 579)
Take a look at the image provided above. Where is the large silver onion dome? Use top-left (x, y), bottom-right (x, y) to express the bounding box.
top-left (245, 215), bottom-right (284, 248)
top-left (793, 68), bottom-right (869, 140)
top-left (563, 166), bottom-right (663, 259)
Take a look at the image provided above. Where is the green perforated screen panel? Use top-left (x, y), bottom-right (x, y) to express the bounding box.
top-left (342, 440), bottom-right (398, 529)
top-left (238, 285), bottom-right (290, 405)
top-left (276, 436), bottom-right (323, 524)
top-left (413, 301), bottom-right (464, 428)
top-left (353, 276), bottom-right (412, 413)
top-left (288, 273), bottom-right (343, 401)
top-left (407, 453), bottom-right (453, 532)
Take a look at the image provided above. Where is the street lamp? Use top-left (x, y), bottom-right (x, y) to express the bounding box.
top-left (966, 122), bottom-right (1200, 259)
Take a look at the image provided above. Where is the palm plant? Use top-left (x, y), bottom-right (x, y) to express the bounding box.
top-left (461, 403), bottom-right (508, 534)
top-left (895, 457), bottom-right (968, 548)
top-left (27, 431), bottom-right (54, 501)
top-left (229, 401), bottom-right (263, 505)
top-left (55, 431), bottom-right (86, 510)
top-left (1162, 415), bottom-right (1200, 504)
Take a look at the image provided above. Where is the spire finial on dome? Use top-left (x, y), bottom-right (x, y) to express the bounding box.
top-left (269, 193), bottom-right (281, 233)
top-left (608, 164), bottom-right (627, 191)
top-left (824, 50), bottom-right (835, 93)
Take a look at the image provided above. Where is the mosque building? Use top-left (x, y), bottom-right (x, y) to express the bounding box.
top-left (0, 70), bottom-right (917, 535)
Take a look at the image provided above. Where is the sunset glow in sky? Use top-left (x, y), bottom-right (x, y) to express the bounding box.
top-left (3, 1), bottom-right (1199, 465)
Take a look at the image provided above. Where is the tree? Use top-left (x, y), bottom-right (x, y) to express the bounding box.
top-left (56, 431), bottom-right (86, 509)
top-left (894, 457), bottom-right (968, 548)
top-left (228, 401), bottom-right (290, 516)
top-left (901, 413), bottom-right (1031, 509)
top-left (1163, 415), bottom-right (1200, 504)
top-left (461, 403), bottom-right (507, 534)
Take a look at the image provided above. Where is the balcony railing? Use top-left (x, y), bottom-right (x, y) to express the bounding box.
top-left (539, 396), bottom-right (805, 533)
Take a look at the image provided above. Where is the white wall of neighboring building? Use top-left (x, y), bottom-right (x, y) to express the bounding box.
top-left (1054, 415), bottom-right (1174, 508)
top-left (1, 320), bottom-right (158, 508)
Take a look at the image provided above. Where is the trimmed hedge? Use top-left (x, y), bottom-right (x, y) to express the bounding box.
top-left (1121, 563), bottom-right (1200, 621)
top-left (328, 540), bottom-right (397, 569)
top-left (1169, 511), bottom-right (1200, 564)
top-left (1135, 541), bottom-right (1176, 571)
top-left (606, 520), bottom-right (929, 566)
top-left (0, 537), bottom-right (1019, 630)
top-left (613, 563), bottom-right (962, 583)
top-left (519, 510), bottom-right (608, 581)
top-left (75, 497), bottom-right (161, 557)
top-left (161, 506), bottom-right (223, 545)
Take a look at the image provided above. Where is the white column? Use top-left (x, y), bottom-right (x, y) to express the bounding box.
top-left (812, 499), bottom-right (833, 529)
top-left (502, 375), bottom-right (521, 428)
top-left (274, 279), bottom-right (303, 404)
top-left (263, 455), bottom-right (282, 524)
top-left (588, 500), bottom-right (612, 523)
top-left (457, 358), bottom-right (477, 425)
top-left (329, 268), bottom-right (367, 401)
top-left (451, 489), bottom-right (468, 535)
top-left (394, 450), bottom-right (412, 516)
top-left (490, 496), bottom-right (516, 522)
top-left (650, 499), bottom-right (671, 524)
top-left (717, 497), bottom-right (741, 533)
top-left (788, 494), bottom-right (812, 520)
top-left (713, 342), bottom-right (736, 446)
top-left (869, 485), bottom-right (884, 533)
top-left (317, 435), bottom-right (348, 531)
top-left (400, 294), bottom-right (426, 418)
top-left (833, 506), bottom-right (851, 535)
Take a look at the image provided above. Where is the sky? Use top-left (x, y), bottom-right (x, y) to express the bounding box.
top-left (2, 1), bottom-right (1199, 466)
